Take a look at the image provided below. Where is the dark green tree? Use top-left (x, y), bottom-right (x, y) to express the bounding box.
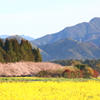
top-left (32, 48), bottom-right (42, 62)
top-left (4, 38), bottom-right (13, 51)
top-left (20, 39), bottom-right (28, 61)
top-left (11, 39), bottom-right (22, 61)
top-left (0, 47), bottom-right (11, 63)
top-left (75, 64), bottom-right (89, 71)
top-left (0, 39), bottom-right (4, 48)
top-left (20, 39), bottom-right (34, 61)
top-left (4, 39), bottom-right (17, 62)
top-left (0, 47), bottom-right (5, 63)
top-left (0, 38), bottom-right (42, 63)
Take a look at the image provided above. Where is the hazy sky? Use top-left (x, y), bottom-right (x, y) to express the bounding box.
top-left (0, 0), bottom-right (100, 38)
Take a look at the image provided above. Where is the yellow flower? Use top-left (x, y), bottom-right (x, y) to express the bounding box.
top-left (0, 79), bottom-right (100, 100)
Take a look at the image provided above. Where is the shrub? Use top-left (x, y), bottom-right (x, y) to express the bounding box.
top-left (62, 69), bottom-right (71, 78)
top-left (70, 71), bottom-right (75, 78)
top-left (93, 70), bottom-right (99, 78)
top-left (37, 70), bottom-right (51, 77)
top-left (75, 70), bottom-right (81, 78)
top-left (63, 72), bottom-right (69, 78)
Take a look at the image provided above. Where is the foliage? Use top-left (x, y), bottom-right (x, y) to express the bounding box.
top-left (36, 63), bottom-right (99, 78)
top-left (51, 59), bottom-right (100, 73)
top-left (75, 64), bottom-right (89, 71)
top-left (37, 70), bottom-right (51, 77)
top-left (70, 60), bottom-right (81, 66)
top-left (0, 79), bottom-right (100, 99)
top-left (62, 69), bottom-right (83, 78)
top-left (62, 67), bottom-right (99, 78)
top-left (37, 69), bottom-right (64, 78)
top-left (93, 70), bottom-right (99, 78)
top-left (0, 38), bottom-right (42, 63)
top-left (51, 59), bottom-right (83, 66)
top-left (32, 48), bottom-right (42, 62)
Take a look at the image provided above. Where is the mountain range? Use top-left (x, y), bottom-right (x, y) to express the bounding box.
top-left (32, 17), bottom-right (100, 61)
top-left (38, 38), bottom-right (100, 61)
top-left (0, 17), bottom-right (100, 61)
top-left (30, 17), bottom-right (100, 46)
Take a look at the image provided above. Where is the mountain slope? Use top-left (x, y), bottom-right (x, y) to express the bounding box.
top-left (38, 38), bottom-right (100, 61)
top-left (31, 17), bottom-right (100, 46)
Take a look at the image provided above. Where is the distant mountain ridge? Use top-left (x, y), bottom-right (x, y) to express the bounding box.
top-left (20, 35), bottom-right (35, 41)
top-left (0, 35), bottom-right (9, 39)
top-left (0, 35), bottom-right (35, 41)
top-left (31, 17), bottom-right (100, 46)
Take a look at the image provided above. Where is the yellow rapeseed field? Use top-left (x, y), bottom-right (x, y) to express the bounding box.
top-left (0, 80), bottom-right (100, 100)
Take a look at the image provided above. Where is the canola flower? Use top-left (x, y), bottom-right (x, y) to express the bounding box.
top-left (0, 80), bottom-right (100, 100)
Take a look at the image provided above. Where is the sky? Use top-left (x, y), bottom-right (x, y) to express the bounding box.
top-left (0, 0), bottom-right (100, 39)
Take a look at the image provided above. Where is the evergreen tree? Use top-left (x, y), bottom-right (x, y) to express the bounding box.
top-left (20, 46), bottom-right (28, 61)
top-left (4, 38), bottom-right (14, 52)
top-left (75, 64), bottom-right (88, 71)
top-left (0, 47), bottom-right (5, 63)
top-left (20, 39), bottom-right (35, 61)
top-left (33, 48), bottom-right (42, 62)
top-left (4, 39), bottom-right (17, 62)
top-left (0, 47), bottom-right (11, 63)
top-left (7, 50), bottom-right (17, 62)
top-left (20, 39), bottom-right (30, 61)
top-left (24, 40), bottom-right (34, 61)
top-left (3, 53), bottom-right (11, 63)
top-left (0, 39), bottom-right (4, 48)
top-left (11, 39), bottom-right (22, 61)
top-left (0, 38), bottom-right (42, 63)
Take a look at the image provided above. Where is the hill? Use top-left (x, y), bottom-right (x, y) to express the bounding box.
top-left (6, 35), bottom-right (24, 43)
top-left (38, 38), bottom-right (100, 61)
top-left (31, 17), bottom-right (100, 46)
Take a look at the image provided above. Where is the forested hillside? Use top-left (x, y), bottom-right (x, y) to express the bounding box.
top-left (39, 38), bottom-right (100, 61)
top-left (0, 38), bottom-right (42, 63)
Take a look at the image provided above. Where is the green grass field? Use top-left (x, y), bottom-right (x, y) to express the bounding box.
top-left (0, 77), bottom-right (100, 82)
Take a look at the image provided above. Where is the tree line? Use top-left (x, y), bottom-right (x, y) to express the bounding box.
top-left (51, 59), bottom-right (100, 73)
top-left (36, 63), bottom-right (99, 78)
top-left (62, 64), bottom-right (99, 78)
top-left (0, 38), bottom-right (42, 63)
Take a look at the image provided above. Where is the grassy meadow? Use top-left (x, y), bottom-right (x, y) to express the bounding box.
top-left (0, 77), bottom-right (100, 100)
